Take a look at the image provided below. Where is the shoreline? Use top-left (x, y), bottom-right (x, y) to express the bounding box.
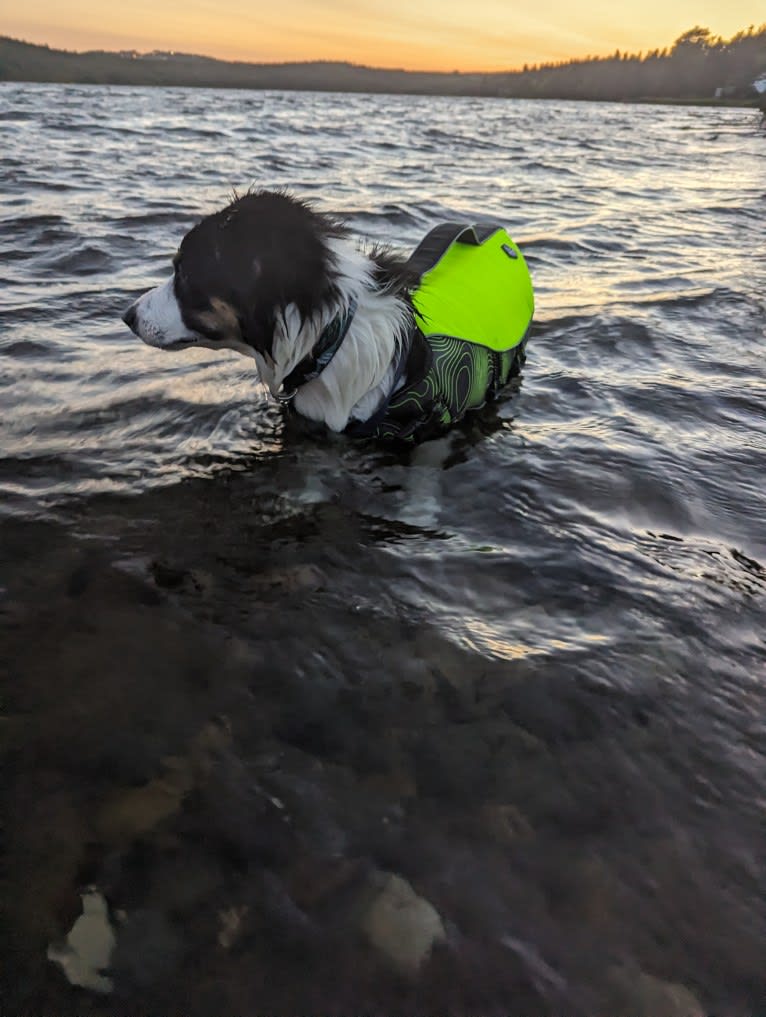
top-left (0, 76), bottom-right (759, 109)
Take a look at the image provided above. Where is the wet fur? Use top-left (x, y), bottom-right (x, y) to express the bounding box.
top-left (124, 190), bottom-right (416, 433)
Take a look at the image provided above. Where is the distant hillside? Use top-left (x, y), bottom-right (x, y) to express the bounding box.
top-left (0, 36), bottom-right (485, 95)
top-left (1, 27), bottom-right (764, 103)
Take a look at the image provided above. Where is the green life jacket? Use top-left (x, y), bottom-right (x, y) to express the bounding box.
top-left (347, 222), bottom-right (534, 442)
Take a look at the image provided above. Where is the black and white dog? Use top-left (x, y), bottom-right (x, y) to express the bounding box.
top-left (123, 190), bottom-right (530, 440)
top-left (123, 190), bottom-right (413, 434)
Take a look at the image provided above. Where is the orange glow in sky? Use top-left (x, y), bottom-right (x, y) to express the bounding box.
top-left (3, 0), bottom-right (765, 71)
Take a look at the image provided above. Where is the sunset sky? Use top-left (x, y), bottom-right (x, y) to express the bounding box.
top-left (3, 0), bottom-right (764, 71)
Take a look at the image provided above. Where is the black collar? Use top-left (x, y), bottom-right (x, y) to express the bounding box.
top-left (278, 297), bottom-right (358, 401)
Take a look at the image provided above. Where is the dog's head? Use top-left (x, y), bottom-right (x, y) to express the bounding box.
top-left (123, 190), bottom-right (346, 383)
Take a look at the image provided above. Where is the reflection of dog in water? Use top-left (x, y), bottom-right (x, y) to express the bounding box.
top-left (123, 190), bottom-right (534, 444)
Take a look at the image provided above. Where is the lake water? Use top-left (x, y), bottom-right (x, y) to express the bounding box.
top-left (1, 82), bottom-right (765, 1014)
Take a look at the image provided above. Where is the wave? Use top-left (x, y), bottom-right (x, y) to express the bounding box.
top-left (32, 243), bottom-right (115, 275)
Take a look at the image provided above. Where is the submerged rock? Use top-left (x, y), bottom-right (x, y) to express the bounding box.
top-left (95, 761), bottom-right (194, 844)
top-left (95, 719), bottom-right (231, 844)
top-left (602, 965), bottom-right (705, 1017)
top-left (218, 905), bottom-right (250, 950)
top-left (47, 889), bottom-right (115, 994)
top-left (110, 908), bottom-right (185, 988)
top-left (358, 872), bottom-right (445, 975)
top-left (480, 803), bottom-right (534, 845)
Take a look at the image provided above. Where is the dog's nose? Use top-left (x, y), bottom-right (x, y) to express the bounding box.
top-left (122, 304), bottom-right (138, 333)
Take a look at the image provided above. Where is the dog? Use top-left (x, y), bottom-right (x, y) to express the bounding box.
top-left (123, 190), bottom-right (534, 443)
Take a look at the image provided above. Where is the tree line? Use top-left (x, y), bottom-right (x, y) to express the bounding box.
top-left (1, 25), bottom-right (764, 102)
top-left (489, 25), bottom-right (766, 101)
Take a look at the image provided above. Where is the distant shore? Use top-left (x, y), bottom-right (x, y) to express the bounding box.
top-left (0, 33), bottom-right (762, 107)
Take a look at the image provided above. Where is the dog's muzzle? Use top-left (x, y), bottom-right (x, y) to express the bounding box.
top-left (121, 278), bottom-right (197, 349)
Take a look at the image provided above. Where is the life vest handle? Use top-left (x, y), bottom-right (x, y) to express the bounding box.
top-left (404, 221), bottom-right (506, 280)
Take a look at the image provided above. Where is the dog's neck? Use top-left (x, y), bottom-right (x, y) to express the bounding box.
top-left (253, 237), bottom-right (412, 433)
